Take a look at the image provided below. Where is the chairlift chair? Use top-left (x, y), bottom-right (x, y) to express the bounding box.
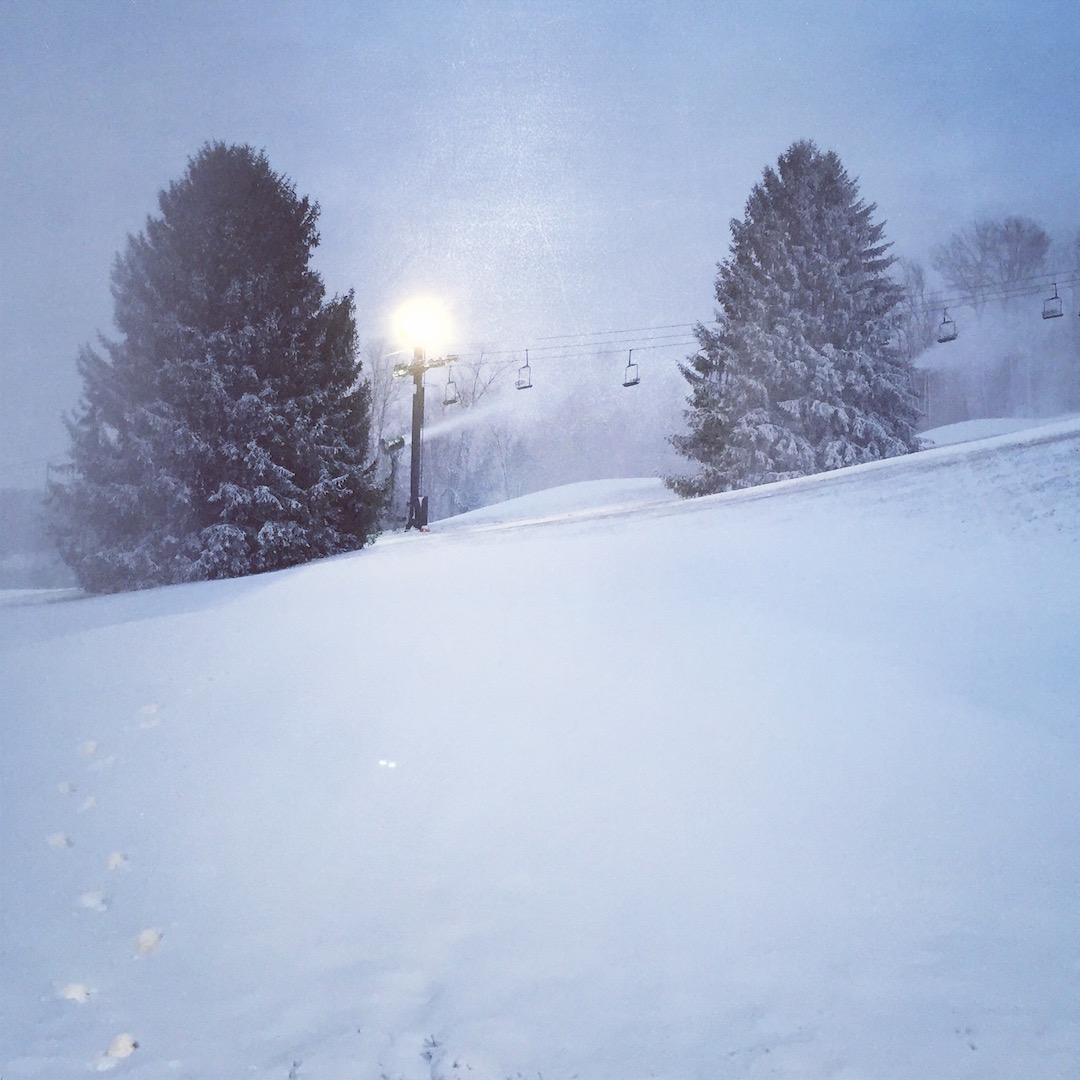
top-left (1042, 284), bottom-right (1064, 320)
top-left (443, 365), bottom-right (459, 406)
top-left (936, 308), bottom-right (958, 343)
top-left (516, 350), bottom-right (533, 390)
top-left (622, 349), bottom-right (640, 387)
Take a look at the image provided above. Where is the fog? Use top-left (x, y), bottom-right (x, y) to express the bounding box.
top-left (2, 1), bottom-right (1079, 488)
top-left (918, 297), bottom-right (1080, 427)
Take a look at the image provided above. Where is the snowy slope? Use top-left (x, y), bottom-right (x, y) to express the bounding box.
top-left (919, 413), bottom-right (1080, 448)
top-left (2, 419), bottom-right (1080, 1079)
top-left (435, 477), bottom-right (677, 529)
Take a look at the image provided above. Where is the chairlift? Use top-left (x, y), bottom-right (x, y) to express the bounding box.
top-left (443, 364), bottom-right (459, 406)
top-left (516, 350), bottom-right (533, 390)
top-left (622, 349), bottom-right (640, 387)
top-left (936, 308), bottom-right (958, 344)
top-left (1042, 283), bottom-right (1064, 320)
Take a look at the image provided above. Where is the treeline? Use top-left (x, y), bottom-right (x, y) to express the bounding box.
top-left (898, 217), bottom-right (1080, 427)
top-left (41, 137), bottom-right (1080, 591)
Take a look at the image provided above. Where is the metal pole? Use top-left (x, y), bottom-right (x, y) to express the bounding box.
top-left (406, 346), bottom-right (427, 530)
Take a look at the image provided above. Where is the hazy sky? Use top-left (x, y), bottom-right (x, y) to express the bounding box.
top-left (2, 0), bottom-right (1078, 486)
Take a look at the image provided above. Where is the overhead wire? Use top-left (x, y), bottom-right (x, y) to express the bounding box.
top-left (441, 267), bottom-right (1079, 369)
top-left (914, 269), bottom-right (1080, 317)
top-left (4, 270), bottom-right (1076, 479)
top-left (440, 322), bottom-right (711, 371)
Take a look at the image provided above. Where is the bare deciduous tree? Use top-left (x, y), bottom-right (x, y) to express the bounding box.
top-left (359, 337), bottom-right (411, 526)
top-left (931, 216), bottom-right (1050, 306)
top-left (361, 337), bottom-right (408, 457)
top-left (425, 348), bottom-right (523, 520)
top-left (894, 258), bottom-right (937, 359)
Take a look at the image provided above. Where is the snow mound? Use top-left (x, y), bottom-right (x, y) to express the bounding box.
top-left (920, 413), bottom-right (1080, 448)
top-left (435, 476), bottom-right (677, 529)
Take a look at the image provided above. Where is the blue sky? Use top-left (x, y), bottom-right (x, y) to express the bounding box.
top-left (2, 0), bottom-right (1078, 483)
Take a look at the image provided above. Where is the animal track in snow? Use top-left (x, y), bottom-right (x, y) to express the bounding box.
top-left (134, 928), bottom-right (163, 956)
top-left (78, 796), bottom-right (97, 813)
top-left (379, 759), bottom-right (397, 769)
top-left (78, 891), bottom-right (108, 913)
top-left (58, 780), bottom-right (76, 795)
top-left (47, 832), bottom-right (73, 848)
top-left (81, 740), bottom-right (98, 756)
top-left (107, 851), bottom-right (129, 871)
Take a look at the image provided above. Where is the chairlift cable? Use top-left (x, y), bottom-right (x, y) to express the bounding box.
top-left (533, 321), bottom-right (699, 342)
top-left (916, 270), bottom-right (1080, 315)
top-left (402, 266), bottom-right (1080, 376)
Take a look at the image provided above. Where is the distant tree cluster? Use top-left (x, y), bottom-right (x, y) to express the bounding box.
top-left (51, 143), bottom-right (383, 593)
top-left (670, 140), bottom-right (921, 495)
top-left (931, 216), bottom-right (1051, 306)
top-left (917, 214), bottom-right (1078, 425)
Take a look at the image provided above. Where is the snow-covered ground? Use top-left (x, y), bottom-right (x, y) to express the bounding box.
top-left (919, 414), bottom-right (1080, 448)
top-left (2, 417), bottom-right (1080, 1079)
top-left (435, 477), bottom-right (678, 530)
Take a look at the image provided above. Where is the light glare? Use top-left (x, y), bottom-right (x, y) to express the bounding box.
top-left (393, 296), bottom-right (452, 353)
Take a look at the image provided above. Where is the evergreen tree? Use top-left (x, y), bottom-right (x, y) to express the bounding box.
top-left (51, 142), bottom-right (382, 592)
top-left (669, 140), bottom-right (920, 496)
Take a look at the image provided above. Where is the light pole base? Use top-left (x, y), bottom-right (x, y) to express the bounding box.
top-left (406, 495), bottom-right (429, 531)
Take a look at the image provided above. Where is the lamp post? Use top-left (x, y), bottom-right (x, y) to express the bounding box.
top-left (401, 346), bottom-right (429, 529)
top-left (392, 346), bottom-right (458, 530)
top-left (391, 296), bottom-right (456, 530)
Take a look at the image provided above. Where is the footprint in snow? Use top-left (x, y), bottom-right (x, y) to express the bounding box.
top-left (138, 703), bottom-right (160, 729)
top-left (78, 796), bottom-right (97, 813)
top-left (78, 891), bottom-right (108, 913)
top-left (91, 1033), bottom-right (138, 1071)
top-left (134, 928), bottom-right (163, 956)
top-left (80, 740), bottom-right (115, 770)
top-left (47, 832), bottom-right (73, 849)
top-left (57, 982), bottom-right (95, 1004)
top-left (107, 851), bottom-right (129, 871)
top-left (58, 780), bottom-right (77, 795)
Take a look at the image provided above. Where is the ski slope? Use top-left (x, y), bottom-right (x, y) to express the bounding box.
top-left (2, 417), bottom-right (1079, 1079)
top-left (919, 414), bottom-right (1080, 448)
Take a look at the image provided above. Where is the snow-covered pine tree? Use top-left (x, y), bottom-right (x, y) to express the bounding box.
top-left (50, 143), bottom-right (383, 592)
top-left (669, 140), bottom-right (920, 496)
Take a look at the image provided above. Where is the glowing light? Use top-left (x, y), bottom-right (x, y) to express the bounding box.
top-left (393, 296), bottom-right (452, 353)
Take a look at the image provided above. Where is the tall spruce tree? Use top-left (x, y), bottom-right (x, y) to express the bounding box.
top-left (51, 143), bottom-right (382, 592)
top-left (669, 140), bottom-right (920, 496)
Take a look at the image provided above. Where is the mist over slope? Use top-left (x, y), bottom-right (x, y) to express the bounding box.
top-left (2, 418), bottom-right (1079, 1079)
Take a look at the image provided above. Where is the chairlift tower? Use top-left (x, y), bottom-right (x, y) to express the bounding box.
top-left (393, 346), bottom-right (456, 530)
